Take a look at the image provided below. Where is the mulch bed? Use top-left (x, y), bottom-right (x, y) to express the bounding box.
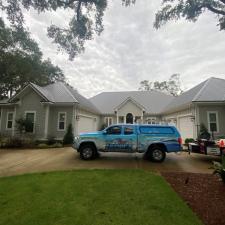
top-left (162, 172), bottom-right (225, 225)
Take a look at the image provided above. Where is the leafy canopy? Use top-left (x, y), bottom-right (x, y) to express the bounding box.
top-left (154, 0), bottom-right (225, 30)
top-left (139, 74), bottom-right (183, 96)
top-left (0, 0), bottom-right (136, 60)
top-left (0, 18), bottom-right (65, 99)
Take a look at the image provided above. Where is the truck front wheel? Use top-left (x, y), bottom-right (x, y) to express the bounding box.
top-left (80, 144), bottom-right (96, 160)
top-left (149, 147), bottom-right (166, 163)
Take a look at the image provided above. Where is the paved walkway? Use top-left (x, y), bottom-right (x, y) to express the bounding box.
top-left (0, 147), bottom-right (220, 177)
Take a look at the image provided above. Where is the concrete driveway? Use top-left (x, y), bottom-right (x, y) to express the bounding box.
top-left (0, 147), bottom-right (220, 177)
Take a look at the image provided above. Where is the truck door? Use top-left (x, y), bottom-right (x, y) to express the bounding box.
top-left (104, 125), bottom-right (136, 152)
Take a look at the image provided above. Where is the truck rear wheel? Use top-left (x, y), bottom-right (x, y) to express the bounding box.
top-left (149, 147), bottom-right (166, 162)
top-left (80, 144), bottom-right (96, 160)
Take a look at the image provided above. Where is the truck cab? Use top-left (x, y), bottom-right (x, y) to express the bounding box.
top-left (73, 124), bottom-right (182, 162)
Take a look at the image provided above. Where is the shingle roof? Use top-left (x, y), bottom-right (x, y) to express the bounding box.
top-left (2, 82), bottom-right (99, 114)
top-left (66, 85), bottom-right (100, 114)
top-left (163, 77), bottom-right (225, 113)
top-left (32, 82), bottom-right (78, 103)
top-left (90, 90), bottom-right (174, 114)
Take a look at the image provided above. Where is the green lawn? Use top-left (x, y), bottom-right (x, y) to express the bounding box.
top-left (0, 170), bottom-right (202, 225)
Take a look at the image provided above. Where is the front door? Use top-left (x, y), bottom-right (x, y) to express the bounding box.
top-left (126, 113), bottom-right (133, 124)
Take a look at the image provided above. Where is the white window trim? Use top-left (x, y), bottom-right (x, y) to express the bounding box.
top-left (25, 111), bottom-right (36, 134)
top-left (207, 111), bottom-right (219, 133)
top-left (6, 112), bottom-right (14, 130)
top-left (57, 112), bottom-right (67, 131)
top-left (105, 117), bottom-right (113, 126)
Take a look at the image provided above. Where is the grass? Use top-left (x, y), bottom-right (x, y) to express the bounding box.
top-left (0, 170), bottom-right (202, 225)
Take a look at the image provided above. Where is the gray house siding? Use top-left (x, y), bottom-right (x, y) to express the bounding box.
top-left (48, 105), bottom-right (74, 139)
top-left (198, 104), bottom-right (225, 138)
top-left (15, 89), bottom-right (46, 139)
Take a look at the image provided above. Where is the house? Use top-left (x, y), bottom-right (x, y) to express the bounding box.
top-left (0, 77), bottom-right (225, 141)
top-left (0, 82), bottom-right (100, 140)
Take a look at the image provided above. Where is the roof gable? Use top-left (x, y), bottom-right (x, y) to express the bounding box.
top-left (162, 77), bottom-right (225, 113)
top-left (90, 90), bottom-right (174, 114)
top-left (115, 97), bottom-right (145, 111)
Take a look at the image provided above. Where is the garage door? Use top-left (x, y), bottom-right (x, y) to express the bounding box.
top-left (178, 116), bottom-right (194, 140)
top-left (77, 115), bottom-right (97, 134)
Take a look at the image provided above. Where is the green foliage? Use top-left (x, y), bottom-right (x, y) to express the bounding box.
top-left (15, 117), bottom-right (34, 134)
top-left (154, 0), bottom-right (225, 31)
top-left (185, 138), bottom-right (195, 144)
top-left (63, 124), bottom-right (74, 145)
top-left (198, 123), bottom-right (211, 140)
top-left (213, 161), bottom-right (225, 183)
top-left (0, 18), bottom-right (65, 99)
top-left (0, 0), bottom-right (136, 60)
top-left (139, 74), bottom-right (183, 96)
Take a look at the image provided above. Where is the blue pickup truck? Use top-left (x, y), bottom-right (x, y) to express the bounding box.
top-left (73, 124), bottom-right (182, 162)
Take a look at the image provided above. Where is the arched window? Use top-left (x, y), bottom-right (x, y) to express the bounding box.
top-left (126, 113), bottom-right (133, 124)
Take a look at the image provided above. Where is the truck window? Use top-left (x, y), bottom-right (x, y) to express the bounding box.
top-left (139, 126), bottom-right (174, 134)
top-left (106, 126), bottom-right (121, 135)
top-left (124, 127), bottom-right (134, 135)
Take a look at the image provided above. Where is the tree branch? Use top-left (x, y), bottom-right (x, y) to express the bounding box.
top-left (77, 0), bottom-right (82, 21)
top-left (205, 4), bottom-right (225, 16)
top-left (219, 0), bottom-right (225, 5)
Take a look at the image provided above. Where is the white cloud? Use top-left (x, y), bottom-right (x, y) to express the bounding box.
top-left (23, 0), bottom-right (225, 97)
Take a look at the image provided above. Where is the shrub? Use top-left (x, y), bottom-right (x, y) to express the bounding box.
top-left (47, 136), bottom-right (56, 145)
top-left (37, 143), bottom-right (49, 149)
top-left (52, 143), bottom-right (63, 148)
top-left (198, 123), bottom-right (210, 140)
top-left (185, 138), bottom-right (195, 144)
top-left (16, 117), bottom-right (33, 134)
top-left (5, 137), bottom-right (23, 148)
top-left (63, 124), bottom-right (74, 145)
top-left (213, 161), bottom-right (225, 184)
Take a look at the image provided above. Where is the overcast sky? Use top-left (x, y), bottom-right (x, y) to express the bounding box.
top-left (23, 0), bottom-right (225, 98)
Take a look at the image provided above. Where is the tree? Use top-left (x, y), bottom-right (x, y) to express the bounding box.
top-left (139, 74), bottom-right (183, 96)
top-left (0, 0), bottom-right (136, 60)
top-left (63, 124), bottom-right (74, 145)
top-left (154, 0), bottom-right (225, 31)
top-left (0, 18), bottom-right (65, 99)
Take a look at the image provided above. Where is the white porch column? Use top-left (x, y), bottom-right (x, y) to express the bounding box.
top-left (116, 111), bottom-right (119, 124)
top-left (141, 111), bottom-right (144, 124)
top-left (44, 105), bottom-right (50, 138)
top-left (123, 116), bottom-right (126, 124)
top-left (72, 105), bottom-right (77, 136)
top-left (12, 106), bottom-right (17, 136)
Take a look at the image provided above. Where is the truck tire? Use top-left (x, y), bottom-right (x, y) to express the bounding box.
top-left (149, 147), bottom-right (166, 162)
top-left (80, 144), bottom-right (96, 160)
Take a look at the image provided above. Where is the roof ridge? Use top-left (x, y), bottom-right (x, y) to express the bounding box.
top-left (192, 78), bottom-right (212, 102)
top-left (60, 83), bottom-right (78, 103)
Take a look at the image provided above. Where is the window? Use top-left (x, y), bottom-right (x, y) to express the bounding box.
top-left (25, 112), bottom-right (36, 133)
top-left (124, 126), bottom-right (134, 135)
top-left (58, 112), bottom-right (66, 131)
top-left (106, 126), bottom-right (121, 135)
top-left (207, 112), bottom-right (219, 132)
top-left (6, 112), bottom-right (14, 129)
top-left (119, 116), bottom-right (124, 123)
top-left (146, 117), bottom-right (158, 125)
top-left (139, 126), bottom-right (174, 134)
top-left (105, 117), bottom-right (113, 126)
